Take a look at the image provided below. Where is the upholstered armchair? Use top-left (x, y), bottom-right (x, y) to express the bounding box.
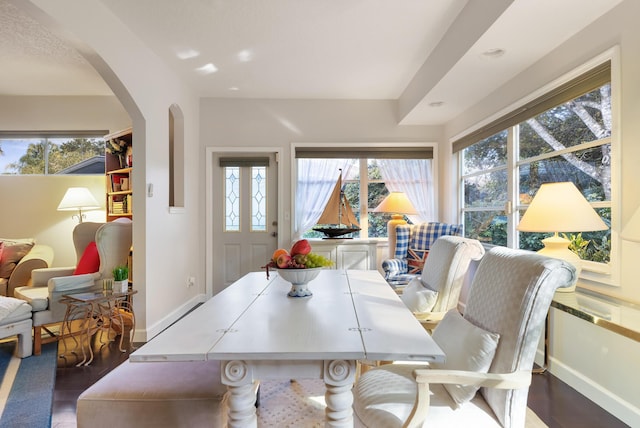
top-left (382, 222), bottom-right (463, 286)
top-left (399, 236), bottom-right (484, 331)
top-left (353, 246), bottom-right (576, 428)
top-left (15, 220), bottom-right (132, 355)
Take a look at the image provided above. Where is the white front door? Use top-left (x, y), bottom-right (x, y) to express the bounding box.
top-left (212, 152), bottom-right (278, 294)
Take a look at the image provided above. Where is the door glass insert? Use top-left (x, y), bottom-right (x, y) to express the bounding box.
top-left (251, 166), bottom-right (267, 231)
top-left (225, 166), bottom-right (240, 231)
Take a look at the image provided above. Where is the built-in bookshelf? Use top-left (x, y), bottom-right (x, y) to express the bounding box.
top-left (104, 127), bottom-right (133, 222)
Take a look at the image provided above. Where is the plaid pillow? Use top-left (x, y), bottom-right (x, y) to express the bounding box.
top-left (407, 248), bottom-right (429, 274)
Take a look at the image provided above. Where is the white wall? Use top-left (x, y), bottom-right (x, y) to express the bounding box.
top-left (199, 98), bottom-right (443, 246)
top-left (445, 1), bottom-right (640, 425)
top-left (24, 0), bottom-right (202, 341)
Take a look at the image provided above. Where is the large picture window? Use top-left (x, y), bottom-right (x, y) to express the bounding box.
top-left (294, 145), bottom-right (436, 240)
top-left (457, 61), bottom-right (613, 273)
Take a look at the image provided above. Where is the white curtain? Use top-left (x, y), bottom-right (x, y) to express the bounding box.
top-left (378, 159), bottom-right (435, 223)
top-left (294, 159), bottom-right (354, 239)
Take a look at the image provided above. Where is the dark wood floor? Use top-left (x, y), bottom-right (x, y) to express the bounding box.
top-left (51, 333), bottom-right (628, 428)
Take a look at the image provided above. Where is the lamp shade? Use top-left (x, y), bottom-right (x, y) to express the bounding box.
top-left (621, 207), bottom-right (640, 242)
top-left (57, 187), bottom-right (100, 211)
top-left (517, 182), bottom-right (607, 233)
top-left (373, 192), bottom-right (418, 215)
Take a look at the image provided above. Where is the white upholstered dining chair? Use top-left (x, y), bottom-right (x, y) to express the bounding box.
top-left (353, 246), bottom-right (576, 428)
top-left (399, 235), bottom-right (485, 331)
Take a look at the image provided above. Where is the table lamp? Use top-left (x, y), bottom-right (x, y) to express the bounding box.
top-left (517, 182), bottom-right (608, 292)
top-left (373, 192), bottom-right (418, 259)
top-left (57, 187), bottom-right (100, 223)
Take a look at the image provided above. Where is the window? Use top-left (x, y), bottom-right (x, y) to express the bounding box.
top-left (294, 145), bottom-right (435, 239)
top-left (0, 132), bottom-right (106, 175)
top-left (457, 61), bottom-right (613, 273)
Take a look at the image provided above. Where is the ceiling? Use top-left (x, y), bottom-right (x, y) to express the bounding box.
top-left (0, 0), bottom-right (623, 125)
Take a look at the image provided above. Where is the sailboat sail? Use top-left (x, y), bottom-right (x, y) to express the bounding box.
top-left (313, 172), bottom-right (361, 238)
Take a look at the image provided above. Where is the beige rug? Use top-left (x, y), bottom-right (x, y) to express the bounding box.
top-left (258, 379), bottom-right (548, 428)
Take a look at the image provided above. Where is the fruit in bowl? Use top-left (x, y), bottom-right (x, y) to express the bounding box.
top-left (265, 239), bottom-right (333, 269)
top-left (263, 239), bottom-right (333, 278)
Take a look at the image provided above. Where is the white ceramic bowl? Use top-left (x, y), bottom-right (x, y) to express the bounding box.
top-left (275, 267), bottom-right (323, 285)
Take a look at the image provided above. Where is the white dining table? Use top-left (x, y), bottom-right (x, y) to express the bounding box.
top-left (130, 269), bottom-right (444, 427)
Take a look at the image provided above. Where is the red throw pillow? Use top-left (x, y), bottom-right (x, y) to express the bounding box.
top-left (74, 241), bottom-right (100, 275)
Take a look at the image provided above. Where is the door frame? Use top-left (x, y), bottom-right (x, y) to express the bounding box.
top-left (205, 146), bottom-right (283, 298)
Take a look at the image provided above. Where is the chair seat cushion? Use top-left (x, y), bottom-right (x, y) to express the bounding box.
top-left (14, 286), bottom-right (48, 312)
top-left (354, 364), bottom-right (501, 428)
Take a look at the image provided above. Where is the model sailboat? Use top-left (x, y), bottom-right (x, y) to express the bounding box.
top-left (313, 171), bottom-right (361, 238)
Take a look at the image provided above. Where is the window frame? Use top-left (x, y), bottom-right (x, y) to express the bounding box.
top-left (455, 49), bottom-right (620, 287)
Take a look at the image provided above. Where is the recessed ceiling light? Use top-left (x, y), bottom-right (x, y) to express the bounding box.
top-left (176, 49), bottom-right (200, 60)
top-left (228, 86), bottom-right (240, 91)
top-left (237, 49), bottom-right (254, 62)
top-left (195, 63), bottom-right (218, 75)
top-left (429, 101), bottom-right (444, 107)
top-left (482, 48), bottom-right (506, 59)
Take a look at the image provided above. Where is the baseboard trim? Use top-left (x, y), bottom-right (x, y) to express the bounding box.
top-left (132, 293), bottom-right (206, 342)
top-left (550, 357), bottom-right (640, 427)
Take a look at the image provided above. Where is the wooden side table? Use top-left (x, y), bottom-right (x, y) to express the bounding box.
top-left (60, 289), bottom-right (137, 366)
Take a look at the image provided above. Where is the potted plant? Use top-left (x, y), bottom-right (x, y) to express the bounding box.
top-left (112, 265), bottom-right (129, 293)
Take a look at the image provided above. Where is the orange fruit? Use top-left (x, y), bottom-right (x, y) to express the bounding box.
top-left (272, 248), bottom-right (289, 262)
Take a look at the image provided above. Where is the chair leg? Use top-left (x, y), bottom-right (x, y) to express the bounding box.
top-left (33, 325), bottom-right (42, 356)
top-left (16, 330), bottom-right (33, 358)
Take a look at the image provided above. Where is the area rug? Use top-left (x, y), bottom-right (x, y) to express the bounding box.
top-left (258, 379), bottom-right (549, 428)
top-left (0, 340), bottom-right (57, 428)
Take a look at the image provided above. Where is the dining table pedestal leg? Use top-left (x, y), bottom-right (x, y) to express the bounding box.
top-left (324, 359), bottom-right (357, 427)
top-left (222, 360), bottom-right (258, 428)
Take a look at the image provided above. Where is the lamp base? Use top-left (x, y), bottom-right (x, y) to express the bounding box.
top-left (537, 235), bottom-right (580, 292)
top-left (387, 214), bottom-right (407, 260)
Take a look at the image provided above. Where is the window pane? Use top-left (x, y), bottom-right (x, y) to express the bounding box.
top-left (225, 166), bottom-right (240, 231)
top-left (251, 166), bottom-right (266, 231)
top-left (367, 159), bottom-right (382, 180)
top-left (519, 84), bottom-right (611, 160)
top-left (464, 170), bottom-right (507, 208)
top-left (343, 181), bottom-right (360, 238)
top-left (519, 144), bottom-right (611, 203)
top-left (464, 211), bottom-right (506, 246)
top-left (462, 130), bottom-right (507, 175)
top-left (0, 137), bottom-right (104, 175)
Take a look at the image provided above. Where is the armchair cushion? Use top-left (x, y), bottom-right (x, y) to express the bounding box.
top-left (0, 242), bottom-right (34, 279)
top-left (400, 278), bottom-right (438, 313)
top-left (74, 241), bottom-right (100, 275)
top-left (431, 309), bottom-right (500, 406)
top-left (14, 286), bottom-right (49, 312)
top-left (406, 248), bottom-right (428, 274)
